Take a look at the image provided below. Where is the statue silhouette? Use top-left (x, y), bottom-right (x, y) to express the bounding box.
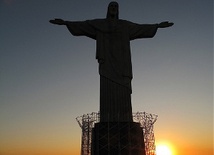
top-left (50, 1), bottom-right (173, 122)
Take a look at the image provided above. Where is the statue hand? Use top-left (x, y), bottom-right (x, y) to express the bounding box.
top-left (158, 21), bottom-right (174, 28)
top-left (49, 18), bottom-right (66, 25)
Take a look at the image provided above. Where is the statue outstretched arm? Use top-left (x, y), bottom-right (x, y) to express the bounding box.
top-left (49, 18), bottom-right (67, 25)
top-left (158, 21), bottom-right (174, 28)
top-left (49, 18), bottom-right (96, 39)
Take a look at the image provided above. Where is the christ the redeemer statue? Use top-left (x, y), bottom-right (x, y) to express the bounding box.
top-left (50, 1), bottom-right (173, 122)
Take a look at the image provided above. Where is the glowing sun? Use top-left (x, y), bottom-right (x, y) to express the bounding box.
top-left (156, 144), bottom-right (172, 155)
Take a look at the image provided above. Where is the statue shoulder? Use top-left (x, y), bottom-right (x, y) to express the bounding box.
top-left (118, 19), bottom-right (133, 26)
top-left (86, 19), bottom-right (109, 31)
top-left (86, 18), bottom-right (106, 24)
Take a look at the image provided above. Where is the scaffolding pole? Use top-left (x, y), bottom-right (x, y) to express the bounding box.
top-left (76, 112), bottom-right (157, 155)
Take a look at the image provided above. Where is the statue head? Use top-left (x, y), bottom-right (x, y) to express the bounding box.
top-left (106, 1), bottom-right (119, 19)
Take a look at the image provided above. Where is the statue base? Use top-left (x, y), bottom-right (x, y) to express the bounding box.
top-left (91, 122), bottom-right (146, 155)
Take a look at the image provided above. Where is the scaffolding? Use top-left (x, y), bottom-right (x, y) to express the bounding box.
top-left (76, 112), bottom-right (157, 155)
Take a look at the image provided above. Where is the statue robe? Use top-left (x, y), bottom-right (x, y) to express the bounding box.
top-left (66, 19), bottom-right (158, 122)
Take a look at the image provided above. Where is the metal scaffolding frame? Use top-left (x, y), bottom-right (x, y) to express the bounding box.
top-left (76, 112), bottom-right (157, 155)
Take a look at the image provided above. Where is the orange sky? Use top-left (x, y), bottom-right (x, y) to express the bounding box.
top-left (1, 131), bottom-right (213, 155)
top-left (1, 142), bottom-right (213, 155)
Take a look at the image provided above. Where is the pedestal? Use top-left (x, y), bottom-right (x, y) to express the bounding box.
top-left (91, 122), bottom-right (146, 155)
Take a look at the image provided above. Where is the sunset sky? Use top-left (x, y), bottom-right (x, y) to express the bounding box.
top-left (0, 0), bottom-right (213, 155)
